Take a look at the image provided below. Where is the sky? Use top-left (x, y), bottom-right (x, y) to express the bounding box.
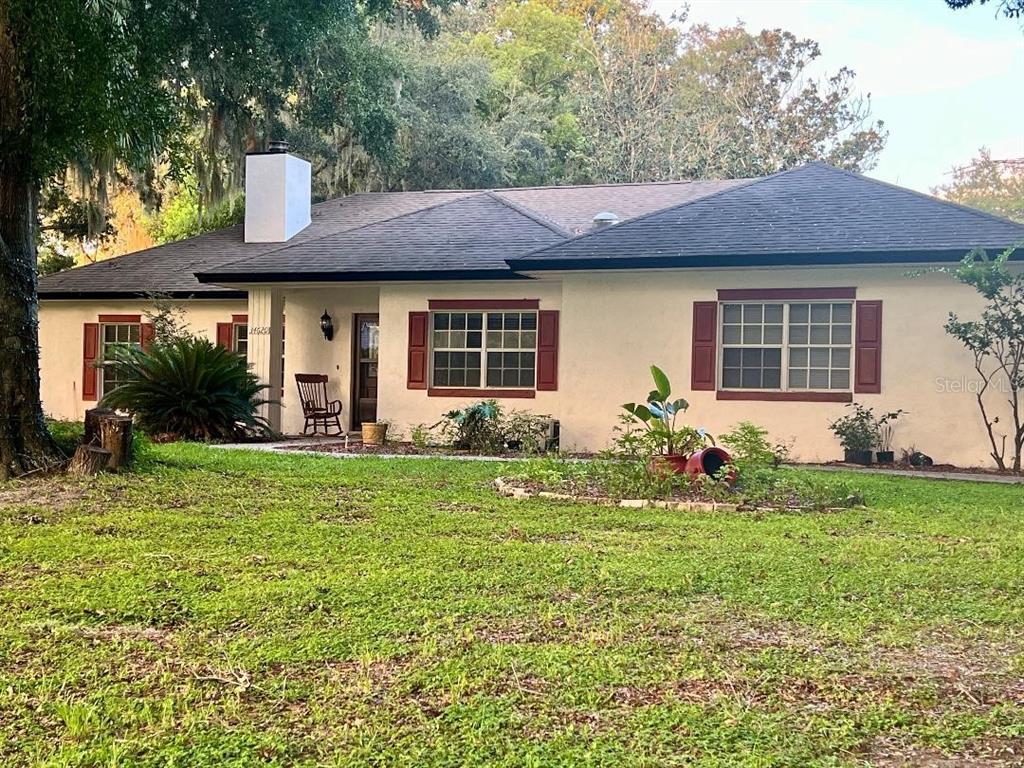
top-left (647, 0), bottom-right (1024, 192)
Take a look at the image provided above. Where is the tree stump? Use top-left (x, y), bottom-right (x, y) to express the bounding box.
top-left (68, 445), bottom-right (111, 476)
top-left (99, 416), bottom-right (134, 471)
top-left (84, 408), bottom-right (116, 446)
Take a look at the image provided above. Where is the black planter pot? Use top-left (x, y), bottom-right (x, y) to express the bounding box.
top-left (844, 449), bottom-right (873, 465)
top-left (875, 450), bottom-right (895, 464)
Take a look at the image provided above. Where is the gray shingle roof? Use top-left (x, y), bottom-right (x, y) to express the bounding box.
top-left (38, 190), bottom-right (473, 297)
top-left (510, 163), bottom-right (1024, 270)
top-left (496, 179), bottom-right (746, 235)
top-left (39, 163), bottom-right (1024, 296)
top-left (196, 193), bottom-right (567, 282)
top-left (38, 177), bottom-right (743, 296)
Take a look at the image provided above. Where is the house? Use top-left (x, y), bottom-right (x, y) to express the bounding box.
top-left (37, 148), bottom-right (1024, 465)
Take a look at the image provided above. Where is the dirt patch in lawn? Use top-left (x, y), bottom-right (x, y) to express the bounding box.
top-left (863, 736), bottom-right (1024, 767)
top-left (0, 479), bottom-right (93, 517)
top-left (76, 624), bottom-right (176, 645)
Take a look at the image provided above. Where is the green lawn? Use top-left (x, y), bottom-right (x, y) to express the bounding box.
top-left (1, 445), bottom-right (1022, 767)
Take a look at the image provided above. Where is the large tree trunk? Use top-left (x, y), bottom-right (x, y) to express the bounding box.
top-left (0, 165), bottom-right (61, 479)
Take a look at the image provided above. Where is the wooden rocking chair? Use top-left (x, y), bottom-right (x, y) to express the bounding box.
top-left (295, 374), bottom-right (344, 435)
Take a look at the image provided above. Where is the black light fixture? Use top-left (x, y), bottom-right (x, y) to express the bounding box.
top-left (320, 310), bottom-right (334, 341)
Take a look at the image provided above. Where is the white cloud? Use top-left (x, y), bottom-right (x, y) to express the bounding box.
top-left (663, 0), bottom-right (1020, 98)
top-left (648, 0), bottom-right (1024, 191)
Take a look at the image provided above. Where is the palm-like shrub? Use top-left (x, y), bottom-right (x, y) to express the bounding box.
top-left (100, 338), bottom-right (273, 440)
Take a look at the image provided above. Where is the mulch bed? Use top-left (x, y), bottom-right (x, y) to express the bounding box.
top-left (278, 440), bottom-right (596, 459)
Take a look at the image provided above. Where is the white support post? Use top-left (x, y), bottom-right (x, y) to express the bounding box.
top-left (247, 287), bottom-right (284, 432)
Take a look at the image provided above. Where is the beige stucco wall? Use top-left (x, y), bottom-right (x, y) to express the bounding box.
top-left (39, 264), bottom-right (1011, 468)
top-left (556, 266), bottom-right (996, 465)
top-left (375, 281), bottom-right (564, 439)
top-left (38, 299), bottom-right (247, 422)
top-left (243, 268), bottom-right (1005, 466)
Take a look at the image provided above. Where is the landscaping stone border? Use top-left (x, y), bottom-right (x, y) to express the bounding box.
top-left (493, 477), bottom-right (739, 512)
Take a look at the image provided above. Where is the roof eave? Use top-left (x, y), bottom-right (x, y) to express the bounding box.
top-left (39, 289), bottom-right (248, 301)
top-left (194, 268), bottom-right (532, 284)
top-left (506, 246), bottom-right (1023, 272)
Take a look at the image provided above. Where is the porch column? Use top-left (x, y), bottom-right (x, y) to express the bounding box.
top-left (247, 287), bottom-right (284, 432)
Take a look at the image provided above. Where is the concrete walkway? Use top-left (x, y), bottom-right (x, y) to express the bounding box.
top-left (803, 463), bottom-right (1024, 485)
top-left (212, 437), bottom-right (533, 463)
top-left (213, 438), bottom-right (1024, 483)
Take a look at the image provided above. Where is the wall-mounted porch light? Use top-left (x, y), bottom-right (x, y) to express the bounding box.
top-left (320, 310), bottom-right (334, 341)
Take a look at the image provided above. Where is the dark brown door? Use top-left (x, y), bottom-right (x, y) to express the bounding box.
top-left (352, 314), bottom-right (379, 428)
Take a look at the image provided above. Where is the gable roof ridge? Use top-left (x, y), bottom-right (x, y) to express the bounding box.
top-left (510, 167), bottom-right (794, 262)
top-left (485, 191), bottom-right (573, 238)
top-left (813, 161), bottom-right (1024, 232)
top-left (207, 191), bottom-right (492, 274)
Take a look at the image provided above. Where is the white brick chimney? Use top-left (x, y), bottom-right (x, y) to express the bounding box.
top-left (244, 142), bottom-right (311, 243)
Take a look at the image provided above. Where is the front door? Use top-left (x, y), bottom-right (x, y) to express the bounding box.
top-left (353, 314), bottom-right (379, 428)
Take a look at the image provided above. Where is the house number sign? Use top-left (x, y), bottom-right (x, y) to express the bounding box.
top-left (249, 327), bottom-right (273, 335)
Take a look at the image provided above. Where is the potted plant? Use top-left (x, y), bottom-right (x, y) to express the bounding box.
top-left (828, 403), bottom-right (878, 465)
top-left (623, 365), bottom-right (719, 473)
top-left (874, 409), bottom-right (904, 464)
top-left (361, 419), bottom-right (390, 446)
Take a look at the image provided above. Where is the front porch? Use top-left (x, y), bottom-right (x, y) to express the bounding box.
top-left (241, 281), bottom-right (566, 439)
top-left (245, 285), bottom-right (380, 435)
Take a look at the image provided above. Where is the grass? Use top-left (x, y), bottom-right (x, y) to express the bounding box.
top-left (0, 444), bottom-right (1022, 767)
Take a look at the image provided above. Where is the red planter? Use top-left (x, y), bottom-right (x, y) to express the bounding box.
top-left (685, 447), bottom-right (737, 486)
top-left (659, 454), bottom-right (690, 474)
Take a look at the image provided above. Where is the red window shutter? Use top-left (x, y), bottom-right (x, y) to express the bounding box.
top-left (140, 323), bottom-right (156, 351)
top-left (216, 322), bottom-right (233, 349)
top-left (407, 311), bottom-right (429, 389)
top-left (536, 310), bottom-right (559, 391)
top-left (855, 300), bottom-right (883, 394)
top-left (691, 301), bottom-right (718, 391)
top-left (82, 323), bottom-right (100, 401)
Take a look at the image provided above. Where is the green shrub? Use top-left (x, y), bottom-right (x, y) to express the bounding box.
top-left (435, 401), bottom-right (504, 453)
top-left (100, 337), bottom-right (273, 441)
top-left (433, 401), bottom-right (553, 454)
top-left (720, 421), bottom-right (790, 468)
top-left (409, 423), bottom-right (434, 450)
top-left (828, 403), bottom-right (879, 452)
top-left (502, 410), bottom-right (553, 454)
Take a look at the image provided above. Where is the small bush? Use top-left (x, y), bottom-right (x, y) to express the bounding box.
top-left (433, 401), bottom-right (552, 454)
top-left (502, 410), bottom-right (553, 454)
top-left (435, 401), bottom-right (504, 453)
top-left (720, 421), bottom-right (790, 468)
top-left (828, 403), bottom-right (879, 452)
top-left (100, 337), bottom-right (272, 441)
top-left (409, 423), bottom-right (434, 450)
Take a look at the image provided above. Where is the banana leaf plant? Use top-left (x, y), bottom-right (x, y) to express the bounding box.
top-left (622, 365), bottom-right (706, 456)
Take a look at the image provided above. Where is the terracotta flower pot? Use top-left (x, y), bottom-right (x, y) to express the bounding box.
top-left (657, 454), bottom-right (691, 474)
top-left (361, 422), bottom-right (388, 446)
top-left (685, 447), bottom-right (737, 486)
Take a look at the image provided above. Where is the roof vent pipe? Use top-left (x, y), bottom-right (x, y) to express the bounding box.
top-left (592, 211), bottom-right (620, 229)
